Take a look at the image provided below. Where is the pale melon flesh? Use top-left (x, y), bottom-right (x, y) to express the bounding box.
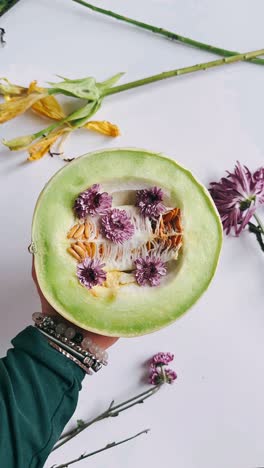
top-left (32, 148), bottom-right (222, 337)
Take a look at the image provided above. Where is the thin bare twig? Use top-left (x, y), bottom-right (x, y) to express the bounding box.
top-left (51, 429), bottom-right (150, 468)
top-left (52, 385), bottom-right (160, 451)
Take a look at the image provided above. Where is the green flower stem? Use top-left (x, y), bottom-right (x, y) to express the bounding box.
top-left (32, 101), bottom-right (101, 141)
top-left (72, 0), bottom-right (264, 66)
top-left (52, 385), bottom-right (160, 452)
top-left (104, 49), bottom-right (264, 97)
top-left (0, 0), bottom-right (20, 17)
top-left (15, 48), bottom-right (264, 147)
top-left (52, 429), bottom-right (150, 468)
top-left (32, 109), bottom-right (89, 140)
top-left (33, 122), bottom-right (62, 139)
top-left (254, 213), bottom-right (264, 234)
top-left (248, 215), bottom-right (264, 253)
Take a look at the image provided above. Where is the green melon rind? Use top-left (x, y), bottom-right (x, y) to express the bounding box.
top-left (32, 148), bottom-right (222, 337)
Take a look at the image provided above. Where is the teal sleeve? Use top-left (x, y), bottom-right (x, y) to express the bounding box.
top-left (0, 326), bottom-right (85, 468)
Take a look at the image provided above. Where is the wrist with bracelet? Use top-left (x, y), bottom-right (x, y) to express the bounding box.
top-left (32, 312), bottom-right (108, 375)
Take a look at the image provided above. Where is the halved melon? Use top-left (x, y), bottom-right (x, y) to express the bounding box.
top-left (32, 148), bottom-right (222, 337)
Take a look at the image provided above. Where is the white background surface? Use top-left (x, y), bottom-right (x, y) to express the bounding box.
top-left (0, 1), bottom-right (264, 467)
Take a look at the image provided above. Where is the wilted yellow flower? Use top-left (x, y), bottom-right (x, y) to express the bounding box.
top-left (2, 134), bottom-right (35, 150)
top-left (27, 127), bottom-right (71, 161)
top-left (0, 91), bottom-right (47, 123)
top-left (85, 120), bottom-right (120, 137)
top-left (0, 79), bottom-right (65, 122)
top-left (28, 81), bottom-right (65, 121)
top-left (25, 119), bottom-right (119, 161)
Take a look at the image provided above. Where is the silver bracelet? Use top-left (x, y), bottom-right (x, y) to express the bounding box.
top-left (32, 313), bottom-right (108, 373)
top-left (47, 339), bottom-right (93, 375)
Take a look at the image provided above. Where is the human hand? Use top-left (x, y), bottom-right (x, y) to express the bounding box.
top-left (32, 259), bottom-right (118, 350)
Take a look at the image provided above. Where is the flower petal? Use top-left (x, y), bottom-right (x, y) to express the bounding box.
top-left (209, 161), bottom-right (264, 236)
top-left (101, 208), bottom-right (134, 244)
top-left (27, 128), bottom-right (69, 161)
top-left (31, 96), bottom-right (65, 120)
top-left (0, 92), bottom-right (46, 123)
top-left (27, 81), bottom-right (65, 121)
top-left (85, 120), bottom-right (120, 137)
top-left (74, 184), bottom-right (112, 218)
top-left (77, 257), bottom-right (106, 289)
top-left (0, 78), bottom-right (27, 99)
top-left (27, 81), bottom-right (42, 94)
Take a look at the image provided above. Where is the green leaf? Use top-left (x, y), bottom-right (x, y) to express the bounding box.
top-left (48, 77), bottom-right (100, 100)
top-left (67, 100), bottom-right (101, 126)
top-left (70, 100), bottom-right (102, 128)
top-left (48, 73), bottom-right (124, 100)
top-left (97, 72), bottom-right (125, 91)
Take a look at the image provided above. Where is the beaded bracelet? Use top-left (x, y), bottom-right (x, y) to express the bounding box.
top-left (32, 313), bottom-right (108, 373)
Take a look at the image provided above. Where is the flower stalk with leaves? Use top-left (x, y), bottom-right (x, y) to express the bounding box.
top-left (51, 351), bottom-right (177, 463)
top-left (1, 48), bottom-right (264, 161)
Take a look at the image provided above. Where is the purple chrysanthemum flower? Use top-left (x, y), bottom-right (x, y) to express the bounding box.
top-left (77, 257), bottom-right (106, 289)
top-left (136, 187), bottom-right (165, 219)
top-left (134, 255), bottom-right (167, 287)
top-left (74, 184), bottom-right (112, 219)
top-left (101, 208), bottom-right (134, 244)
top-left (151, 352), bottom-right (174, 366)
top-left (209, 162), bottom-right (264, 236)
top-left (149, 367), bottom-right (177, 385)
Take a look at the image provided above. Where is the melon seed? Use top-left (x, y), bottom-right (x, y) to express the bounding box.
top-left (67, 247), bottom-right (81, 261)
top-left (84, 222), bottom-right (90, 239)
top-left (73, 224), bottom-right (85, 239)
top-left (90, 243), bottom-right (96, 258)
top-left (67, 224), bottom-right (79, 239)
top-left (76, 241), bottom-right (86, 251)
top-left (84, 242), bottom-right (92, 257)
top-left (72, 243), bottom-right (86, 258)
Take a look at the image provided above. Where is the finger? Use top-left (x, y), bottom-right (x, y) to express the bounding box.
top-left (83, 331), bottom-right (119, 349)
